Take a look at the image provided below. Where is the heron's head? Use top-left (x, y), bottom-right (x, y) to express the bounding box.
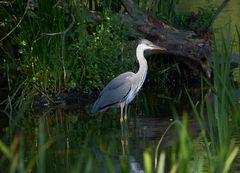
top-left (138, 39), bottom-right (166, 52)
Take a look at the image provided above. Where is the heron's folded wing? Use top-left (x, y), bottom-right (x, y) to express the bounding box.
top-left (91, 72), bottom-right (134, 112)
top-left (102, 72), bottom-right (135, 91)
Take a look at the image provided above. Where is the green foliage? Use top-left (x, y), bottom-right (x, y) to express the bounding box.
top-left (1, 0), bottom-right (69, 94)
top-left (176, 7), bottom-right (215, 33)
top-left (137, 0), bottom-right (215, 33)
top-left (67, 14), bottom-right (135, 93)
top-left (0, 0), bottom-right (135, 97)
top-left (155, 0), bottom-right (177, 20)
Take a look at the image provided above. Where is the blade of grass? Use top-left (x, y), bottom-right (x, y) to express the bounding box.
top-left (222, 147), bottom-right (239, 173)
top-left (156, 151), bottom-right (165, 173)
top-left (144, 150), bottom-right (152, 173)
top-left (0, 140), bottom-right (11, 159)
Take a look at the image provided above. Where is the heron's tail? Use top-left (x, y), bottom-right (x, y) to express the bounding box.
top-left (91, 99), bottom-right (100, 113)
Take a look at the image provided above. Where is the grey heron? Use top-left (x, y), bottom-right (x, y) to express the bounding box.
top-left (91, 39), bottom-right (166, 122)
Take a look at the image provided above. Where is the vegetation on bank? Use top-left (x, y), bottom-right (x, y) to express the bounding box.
top-left (0, 0), bottom-right (216, 102)
top-left (1, 0), bottom-right (135, 106)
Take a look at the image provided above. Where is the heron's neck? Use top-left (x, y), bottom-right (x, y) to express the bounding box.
top-left (135, 46), bottom-right (148, 87)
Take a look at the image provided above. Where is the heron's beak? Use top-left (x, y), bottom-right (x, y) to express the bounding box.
top-left (151, 45), bottom-right (166, 51)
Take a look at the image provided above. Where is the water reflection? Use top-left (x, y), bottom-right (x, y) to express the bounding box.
top-left (1, 86), bottom-right (208, 173)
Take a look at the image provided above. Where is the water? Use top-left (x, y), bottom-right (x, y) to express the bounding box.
top-left (0, 87), bottom-right (204, 172)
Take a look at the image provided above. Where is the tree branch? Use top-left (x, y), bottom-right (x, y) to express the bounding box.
top-left (120, 0), bottom-right (144, 17)
top-left (0, 0), bottom-right (30, 42)
top-left (199, 0), bottom-right (231, 33)
top-left (32, 14), bottom-right (75, 83)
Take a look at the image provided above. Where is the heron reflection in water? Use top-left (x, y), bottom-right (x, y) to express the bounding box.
top-left (91, 39), bottom-right (166, 122)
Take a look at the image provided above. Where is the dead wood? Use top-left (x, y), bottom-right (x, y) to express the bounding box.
top-left (87, 0), bottom-right (231, 78)
top-left (121, 0), bottom-right (212, 77)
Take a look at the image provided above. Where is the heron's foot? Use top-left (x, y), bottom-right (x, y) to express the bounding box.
top-left (120, 117), bottom-right (124, 123)
top-left (121, 139), bottom-right (124, 146)
top-left (121, 139), bottom-right (125, 155)
top-left (125, 139), bottom-right (128, 146)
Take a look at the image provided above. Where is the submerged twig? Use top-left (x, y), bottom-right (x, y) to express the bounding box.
top-left (33, 84), bottom-right (67, 105)
top-left (33, 85), bottom-right (54, 105)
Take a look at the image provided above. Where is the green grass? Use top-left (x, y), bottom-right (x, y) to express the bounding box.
top-left (1, 0), bottom-right (136, 98)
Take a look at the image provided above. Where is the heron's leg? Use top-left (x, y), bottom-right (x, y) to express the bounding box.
top-left (121, 122), bottom-right (125, 156)
top-left (120, 103), bottom-right (124, 123)
top-left (120, 106), bottom-right (126, 155)
top-left (120, 119), bottom-right (130, 157)
top-left (124, 122), bottom-right (129, 154)
top-left (124, 104), bottom-right (128, 122)
top-left (123, 104), bottom-right (128, 153)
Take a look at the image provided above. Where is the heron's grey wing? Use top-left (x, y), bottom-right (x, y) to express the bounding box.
top-left (102, 72), bottom-right (135, 91)
top-left (91, 72), bottom-right (134, 113)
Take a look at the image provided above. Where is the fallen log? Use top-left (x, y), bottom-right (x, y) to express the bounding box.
top-left (87, 0), bottom-right (231, 78)
top-left (121, 0), bottom-right (212, 78)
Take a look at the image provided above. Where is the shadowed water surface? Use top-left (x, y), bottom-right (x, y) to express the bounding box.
top-left (1, 87), bottom-right (205, 173)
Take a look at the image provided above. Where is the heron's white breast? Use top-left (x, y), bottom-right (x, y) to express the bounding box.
top-left (125, 86), bottom-right (138, 105)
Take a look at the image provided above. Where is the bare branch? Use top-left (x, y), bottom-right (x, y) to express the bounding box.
top-left (0, 0), bottom-right (30, 42)
top-left (41, 14), bottom-right (75, 36)
top-left (32, 14), bottom-right (75, 83)
top-left (198, 0), bottom-right (231, 33)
